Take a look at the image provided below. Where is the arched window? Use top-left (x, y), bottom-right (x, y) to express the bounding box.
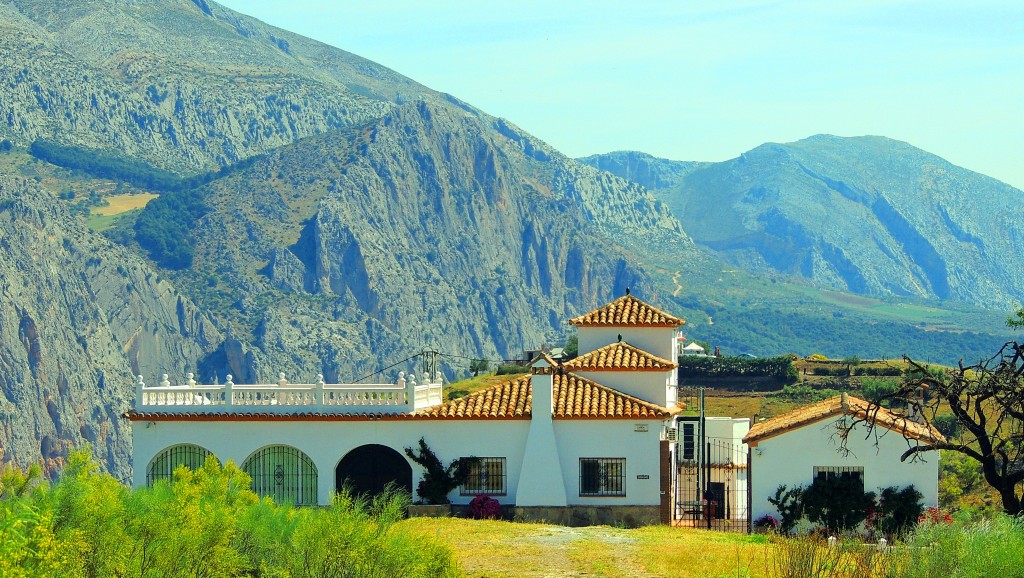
top-left (146, 444), bottom-right (216, 486)
top-left (242, 446), bottom-right (318, 506)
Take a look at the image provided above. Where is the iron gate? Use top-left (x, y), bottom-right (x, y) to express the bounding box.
top-left (675, 438), bottom-right (750, 531)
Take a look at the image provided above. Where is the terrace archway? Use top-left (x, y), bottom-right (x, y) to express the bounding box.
top-left (335, 444), bottom-right (412, 499)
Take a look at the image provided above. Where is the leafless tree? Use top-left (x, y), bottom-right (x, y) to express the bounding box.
top-left (836, 340), bottom-right (1024, 515)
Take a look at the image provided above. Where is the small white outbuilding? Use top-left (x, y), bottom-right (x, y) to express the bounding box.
top-left (744, 393), bottom-right (945, 524)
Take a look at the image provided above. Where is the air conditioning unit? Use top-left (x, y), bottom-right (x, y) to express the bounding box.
top-left (663, 427), bottom-right (678, 442)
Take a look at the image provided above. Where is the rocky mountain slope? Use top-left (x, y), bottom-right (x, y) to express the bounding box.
top-left (591, 136), bottom-right (1024, 309)
top-left (0, 176), bottom-right (219, 476)
top-left (0, 0), bottom-right (433, 174)
top-left (160, 100), bottom-right (694, 383)
top-left (0, 1), bottom-right (1016, 476)
top-left (578, 151), bottom-right (709, 193)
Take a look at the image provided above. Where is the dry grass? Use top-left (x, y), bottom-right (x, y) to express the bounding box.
top-left (91, 192), bottom-right (159, 215)
top-left (400, 517), bottom-right (773, 577)
top-left (444, 372), bottom-right (527, 400)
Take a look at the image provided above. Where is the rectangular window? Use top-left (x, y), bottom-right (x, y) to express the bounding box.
top-left (579, 458), bottom-right (626, 497)
top-left (813, 466), bottom-right (865, 491)
top-left (460, 457), bottom-right (506, 496)
top-left (682, 422), bottom-right (696, 461)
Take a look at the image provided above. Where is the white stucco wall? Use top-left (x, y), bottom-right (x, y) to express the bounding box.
top-left (552, 420), bottom-right (666, 506)
top-left (749, 416), bottom-right (939, 522)
top-left (575, 370), bottom-right (674, 407)
top-left (132, 419), bottom-right (530, 506)
top-left (578, 327), bottom-right (677, 368)
top-left (131, 415), bottom-right (669, 508)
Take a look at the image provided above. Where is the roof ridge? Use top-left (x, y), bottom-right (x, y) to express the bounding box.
top-left (569, 295), bottom-right (685, 328)
top-left (563, 341), bottom-right (677, 371)
top-left (743, 393), bottom-right (945, 446)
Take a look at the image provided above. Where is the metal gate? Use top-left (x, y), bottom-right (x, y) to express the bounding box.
top-left (675, 438), bottom-right (750, 532)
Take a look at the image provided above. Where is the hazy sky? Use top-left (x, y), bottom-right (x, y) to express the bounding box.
top-left (217, 0), bottom-right (1024, 189)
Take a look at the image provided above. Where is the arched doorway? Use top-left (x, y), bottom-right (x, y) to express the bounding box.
top-left (336, 444), bottom-right (412, 498)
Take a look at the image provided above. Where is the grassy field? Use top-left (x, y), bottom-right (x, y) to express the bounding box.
top-left (401, 517), bottom-right (772, 578)
top-left (91, 192), bottom-right (158, 215)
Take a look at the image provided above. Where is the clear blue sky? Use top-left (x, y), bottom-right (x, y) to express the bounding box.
top-left (217, 0), bottom-right (1024, 190)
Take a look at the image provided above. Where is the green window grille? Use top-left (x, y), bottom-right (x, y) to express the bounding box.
top-left (242, 446), bottom-right (318, 506)
top-left (146, 444), bottom-right (216, 486)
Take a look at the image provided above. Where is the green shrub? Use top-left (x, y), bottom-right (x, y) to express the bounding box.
top-left (802, 475), bottom-right (876, 534)
top-left (767, 485), bottom-right (805, 535)
top-left (0, 450), bottom-right (459, 577)
top-left (873, 485), bottom-right (923, 539)
top-left (495, 363), bottom-right (526, 375)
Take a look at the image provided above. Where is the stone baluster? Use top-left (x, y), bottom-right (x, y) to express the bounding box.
top-left (160, 373), bottom-right (171, 404)
top-left (399, 372), bottom-right (411, 406)
top-left (315, 374), bottom-right (325, 407)
top-left (278, 372), bottom-right (288, 404)
top-left (224, 374), bottom-right (234, 407)
top-left (136, 375), bottom-right (145, 409)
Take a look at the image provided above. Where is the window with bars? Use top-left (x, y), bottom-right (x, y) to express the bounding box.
top-left (242, 446), bottom-right (318, 506)
top-left (682, 422), bottom-right (696, 461)
top-left (579, 458), bottom-right (626, 497)
top-left (460, 457), bottom-right (507, 495)
top-left (813, 466), bottom-right (865, 491)
top-left (146, 444), bottom-right (216, 486)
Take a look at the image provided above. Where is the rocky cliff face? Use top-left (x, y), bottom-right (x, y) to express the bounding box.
top-left (578, 151), bottom-right (709, 193)
top-left (0, 176), bottom-right (219, 475)
top-left (0, 0), bottom-right (432, 174)
top-left (169, 100), bottom-right (692, 383)
top-left (649, 135), bottom-right (1024, 308)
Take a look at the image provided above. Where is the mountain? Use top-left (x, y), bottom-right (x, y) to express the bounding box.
top-left (593, 136), bottom-right (1024, 309)
top-left (0, 175), bottom-right (219, 476)
top-left (0, 0), bottom-right (431, 174)
top-left (159, 100), bottom-right (694, 382)
top-left (0, 1), bottom-right (1015, 475)
top-left (578, 151), bottom-right (709, 192)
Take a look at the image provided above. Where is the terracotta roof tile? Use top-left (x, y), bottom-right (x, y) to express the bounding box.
top-left (552, 373), bottom-right (676, 419)
top-left (743, 394), bottom-right (946, 446)
top-left (126, 373), bottom-right (677, 422)
top-left (569, 295), bottom-right (685, 328)
top-left (562, 341), bottom-right (677, 372)
top-left (412, 376), bottom-right (531, 419)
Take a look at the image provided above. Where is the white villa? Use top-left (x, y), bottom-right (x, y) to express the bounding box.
top-left (127, 294), bottom-right (698, 526)
top-left (125, 293), bottom-right (941, 529)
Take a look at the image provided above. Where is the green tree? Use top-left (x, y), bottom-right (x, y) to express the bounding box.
top-left (404, 438), bottom-right (476, 505)
top-left (469, 358), bottom-right (490, 377)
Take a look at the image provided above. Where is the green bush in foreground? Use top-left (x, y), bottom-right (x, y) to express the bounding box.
top-left (0, 450), bottom-right (459, 577)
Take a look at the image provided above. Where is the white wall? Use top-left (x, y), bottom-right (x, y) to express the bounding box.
top-left (574, 370), bottom-right (674, 407)
top-left (132, 419), bottom-right (529, 506)
top-left (131, 416), bottom-right (669, 508)
top-left (749, 416), bottom-right (939, 523)
top-left (552, 420), bottom-right (666, 506)
top-left (578, 327), bottom-right (677, 367)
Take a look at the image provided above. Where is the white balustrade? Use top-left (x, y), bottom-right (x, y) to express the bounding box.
top-left (135, 371), bottom-right (445, 415)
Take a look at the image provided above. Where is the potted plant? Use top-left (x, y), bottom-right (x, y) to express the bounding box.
top-left (404, 437), bottom-right (476, 516)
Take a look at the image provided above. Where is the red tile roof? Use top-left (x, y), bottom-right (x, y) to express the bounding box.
top-left (569, 295), bottom-right (685, 328)
top-left (125, 373), bottom-right (677, 422)
top-left (412, 376), bottom-right (531, 419)
top-left (743, 394), bottom-right (946, 446)
top-left (562, 341), bottom-right (677, 372)
top-left (552, 372), bottom-right (676, 419)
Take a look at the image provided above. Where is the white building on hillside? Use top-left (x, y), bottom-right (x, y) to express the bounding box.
top-left (126, 294), bottom-right (701, 526)
top-left (744, 393), bottom-right (944, 526)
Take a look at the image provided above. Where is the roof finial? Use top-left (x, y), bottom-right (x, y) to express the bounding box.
top-left (625, 286), bottom-right (630, 296)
